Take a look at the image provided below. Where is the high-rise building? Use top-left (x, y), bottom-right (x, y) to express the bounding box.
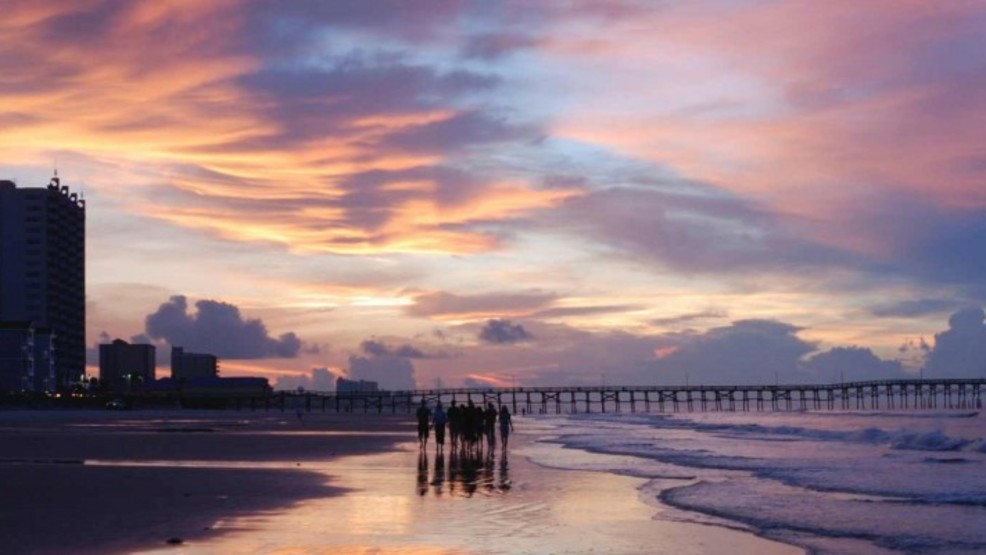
top-left (171, 346), bottom-right (219, 380)
top-left (99, 339), bottom-right (156, 392)
top-left (0, 175), bottom-right (86, 390)
top-left (0, 321), bottom-right (55, 392)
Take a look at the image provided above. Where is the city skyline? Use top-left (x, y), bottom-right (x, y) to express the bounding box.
top-left (2, 2), bottom-right (985, 389)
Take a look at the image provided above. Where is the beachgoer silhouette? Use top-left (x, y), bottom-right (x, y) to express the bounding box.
top-left (433, 402), bottom-right (448, 451)
top-left (484, 403), bottom-right (498, 450)
top-left (499, 405), bottom-right (514, 450)
top-left (463, 400), bottom-right (477, 452)
top-left (416, 400), bottom-right (431, 449)
top-left (447, 401), bottom-right (461, 448)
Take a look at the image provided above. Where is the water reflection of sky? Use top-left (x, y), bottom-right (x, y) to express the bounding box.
top-left (417, 448), bottom-right (511, 498)
top-left (133, 435), bottom-right (798, 555)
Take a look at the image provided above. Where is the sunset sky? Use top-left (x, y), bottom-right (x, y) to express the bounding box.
top-left (3, 1), bottom-right (985, 389)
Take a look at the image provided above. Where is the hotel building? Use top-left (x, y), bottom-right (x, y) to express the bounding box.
top-left (0, 176), bottom-right (86, 390)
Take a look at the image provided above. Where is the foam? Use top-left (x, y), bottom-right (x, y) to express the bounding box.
top-left (534, 411), bottom-right (986, 554)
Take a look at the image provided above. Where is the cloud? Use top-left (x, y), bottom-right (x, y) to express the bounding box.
top-left (0, 2), bottom-right (569, 260)
top-left (144, 295), bottom-right (304, 359)
top-left (273, 367), bottom-right (338, 392)
top-left (360, 339), bottom-right (447, 359)
top-left (462, 32), bottom-right (540, 59)
top-left (869, 299), bottom-right (964, 318)
top-left (463, 376), bottom-right (498, 389)
top-left (348, 355), bottom-right (416, 390)
top-left (406, 291), bottom-right (558, 319)
top-left (85, 331), bottom-right (114, 365)
top-left (802, 347), bottom-right (905, 382)
top-left (652, 309), bottom-right (729, 327)
top-left (645, 320), bottom-right (818, 385)
top-left (478, 319), bottom-right (534, 345)
top-left (547, 185), bottom-right (857, 276)
top-left (375, 111), bottom-right (539, 153)
top-left (926, 307), bottom-right (986, 378)
top-left (527, 304), bottom-right (640, 319)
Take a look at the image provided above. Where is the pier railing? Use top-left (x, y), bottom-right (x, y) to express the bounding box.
top-left (235, 378), bottom-right (985, 414)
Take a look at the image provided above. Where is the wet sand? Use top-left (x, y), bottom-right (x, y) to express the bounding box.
top-left (1, 410), bottom-right (803, 554)
top-left (0, 410), bottom-right (409, 554)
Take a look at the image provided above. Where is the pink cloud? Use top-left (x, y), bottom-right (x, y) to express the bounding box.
top-left (542, 1), bottom-right (986, 256)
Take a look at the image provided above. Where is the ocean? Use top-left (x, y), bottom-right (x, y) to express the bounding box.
top-left (523, 410), bottom-right (986, 555)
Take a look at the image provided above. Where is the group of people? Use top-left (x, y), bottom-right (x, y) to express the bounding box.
top-left (416, 399), bottom-right (513, 453)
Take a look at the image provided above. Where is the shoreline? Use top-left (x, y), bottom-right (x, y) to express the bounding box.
top-left (518, 420), bottom-right (805, 555)
top-left (3, 409), bottom-right (805, 554)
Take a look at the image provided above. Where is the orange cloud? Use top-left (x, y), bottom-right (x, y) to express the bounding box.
top-left (1, 2), bottom-right (570, 258)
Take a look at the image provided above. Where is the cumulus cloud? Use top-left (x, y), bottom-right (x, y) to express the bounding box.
top-left (645, 320), bottom-right (817, 385)
top-left (802, 347), bottom-right (905, 382)
top-left (478, 319), bottom-right (534, 345)
top-left (85, 332), bottom-right (113, 365)
top-left (926, 307), bottom-right (986, 378)
top-left (273, 367), bottom-right (338, 392)
top-left (360, 339), bottom-right (448, 359)
top-left (144, 295), bottom-right (304, 359)
top-left (348, 355), bottom-right (416, 391)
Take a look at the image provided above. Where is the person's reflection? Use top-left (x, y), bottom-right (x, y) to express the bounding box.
top-left (448, 446), bottom-right (459, 495)
top-left (498, 451), bottom-right (511, 491)
top-left (460, 448), bottom-right (479, 497)
top-left (417, 450), bottom-right (428, 496)
top-left (432, 451), bottom-right (446, 495)
top-left (482, 449), bottom-right (496, 492)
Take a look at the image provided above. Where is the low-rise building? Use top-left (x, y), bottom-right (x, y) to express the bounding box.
top-left (171, 346), bottom-right (218, 380)
top-left (336, 377), bottom-right (379, 393)
top-left (99, 339), bottom-right (155, 392)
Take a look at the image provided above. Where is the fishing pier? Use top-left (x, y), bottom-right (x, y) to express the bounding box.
top-left (253, 378), bottom-right (984, 414)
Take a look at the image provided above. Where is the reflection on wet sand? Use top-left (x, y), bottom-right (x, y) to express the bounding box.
top-left (124, 431), bottom-right (802, 555)
top-left (421, 447), bottom-right (511, 498)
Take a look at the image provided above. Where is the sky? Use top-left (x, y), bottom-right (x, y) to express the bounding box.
top-left (2, 0), bottom-right (985, 390)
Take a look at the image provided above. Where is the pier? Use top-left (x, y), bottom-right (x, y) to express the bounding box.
top-left (242, 378), bottom-right (985, 414)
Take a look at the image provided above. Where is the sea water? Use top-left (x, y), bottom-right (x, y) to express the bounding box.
top-left (523, 410), bottom-right (986, 554)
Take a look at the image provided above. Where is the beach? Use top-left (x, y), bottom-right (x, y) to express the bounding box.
top-left (0, 410), bottom-right (409, 554)
top-left (0, 409), bottom-right (802, 555)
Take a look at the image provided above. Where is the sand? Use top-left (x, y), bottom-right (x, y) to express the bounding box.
top-left (0, 409), bottom-right (803, 555)
top-left (0, 410), bottom-right (409, 554)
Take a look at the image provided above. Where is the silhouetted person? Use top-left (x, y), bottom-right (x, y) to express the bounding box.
top-left (484, 402), bottom-right (498, 450)
top-left (447, 401), bottom-right (461, 448)
top-left (433, 402), bottom-right (447, 451)
top-left (416, 400), bottom-right (431, 449)
top-left (499, 405), bottom-right (514, 450)
top-left (463, 400), bottom-right (477, 452)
